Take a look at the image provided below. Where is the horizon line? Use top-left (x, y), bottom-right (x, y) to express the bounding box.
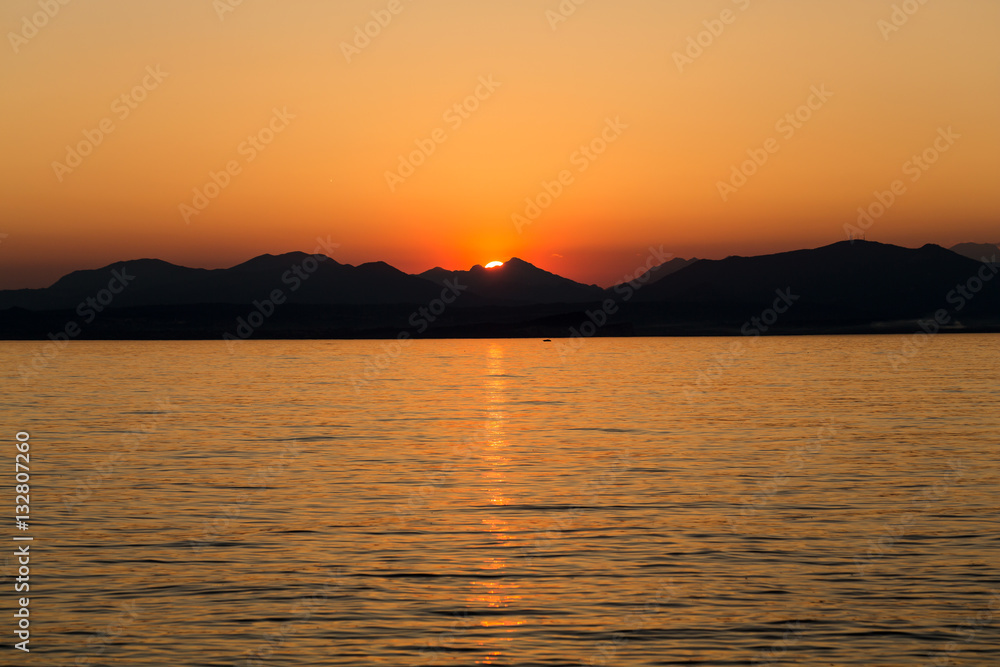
top-left (6, 238), bottom-right (998, 292)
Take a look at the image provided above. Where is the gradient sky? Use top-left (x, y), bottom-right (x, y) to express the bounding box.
top-left (2, 0), bottom-right (998, 289)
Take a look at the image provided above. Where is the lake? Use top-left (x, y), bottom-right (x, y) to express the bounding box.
top-left (2, 335), bottom-right (999, 665)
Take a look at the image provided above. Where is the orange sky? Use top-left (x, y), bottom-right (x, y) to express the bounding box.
top-left (1, 0), bottom-right (998, 289)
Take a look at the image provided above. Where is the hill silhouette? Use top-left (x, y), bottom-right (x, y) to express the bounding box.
top-left (633, 241), bottom-right (999, 320)
top-left (419, 257), bottom-right (604, 304)
top-left (950, 242), bottom-right (999, 264)
top-left (0, 253), bottom-right (456, 310)
top-left (1, 241), bottom-right (997, 338)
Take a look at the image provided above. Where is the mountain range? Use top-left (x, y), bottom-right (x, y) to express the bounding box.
top-left (1, 241), bottom-right (997, 339)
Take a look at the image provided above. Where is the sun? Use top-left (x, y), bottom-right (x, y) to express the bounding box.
top-left (485, 261), bottom-right (504, 269)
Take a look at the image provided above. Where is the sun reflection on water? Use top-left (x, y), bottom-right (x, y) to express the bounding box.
top-left (469, 343), bottom-right (525, 663)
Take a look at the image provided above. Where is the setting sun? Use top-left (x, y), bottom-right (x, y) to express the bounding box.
top-left (3, 1), bottom-right (1000, 665)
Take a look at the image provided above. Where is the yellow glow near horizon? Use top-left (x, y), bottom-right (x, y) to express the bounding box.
top-left (485, 261), bottom-right (505, 269)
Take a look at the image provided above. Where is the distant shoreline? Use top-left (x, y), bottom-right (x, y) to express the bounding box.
top-left (2, 302), bottom-right (998, 342)
top-left (4, 241), bottom-right (997, 342)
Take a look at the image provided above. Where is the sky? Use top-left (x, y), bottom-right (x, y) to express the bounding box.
top-left (1, 0), bottom-right (998, 289)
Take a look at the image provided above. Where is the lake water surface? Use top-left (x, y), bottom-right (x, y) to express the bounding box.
top-left (2, 336), bottom-right (999, 665)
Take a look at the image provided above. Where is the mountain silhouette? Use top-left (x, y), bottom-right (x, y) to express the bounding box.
top-left (644, 257), bottom-right (697, 284)
top-left (418, 257), bottom-right (604, 304)
top-left (633, 241), bottom-right (1000, 321)
top-left (950, 242), bottom-right (999, 263)
top-left (606, 256), bottom-right (697, 291)
top-left (0, 253), bottom-right (455, 310)
top-left (1, 241), bottom-right (998, 338)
